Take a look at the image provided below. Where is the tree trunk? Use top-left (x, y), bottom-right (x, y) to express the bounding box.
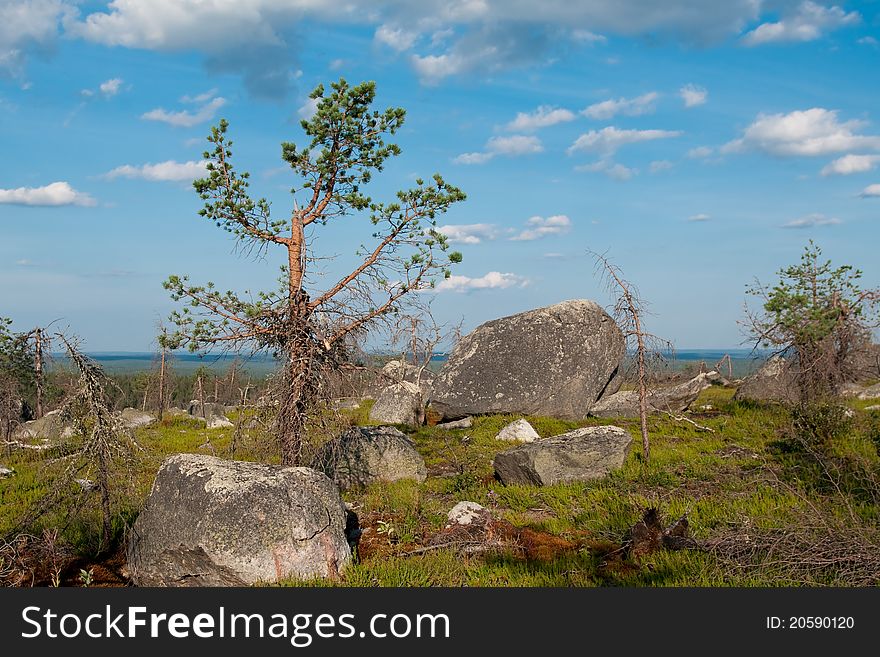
top-left (279, 339), bottom-right (310, 466)
top-left (96, 448), bottom-right (112, 553)
top-left (34, 328), bottom-right (43, 419)
top-left (158, 347), bottom-right (166, 417)
top-left (633, 314), bottom-right (650, 462)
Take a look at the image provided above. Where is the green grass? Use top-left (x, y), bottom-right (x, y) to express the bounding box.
top-left (2, 385), bottom-right (878, 585)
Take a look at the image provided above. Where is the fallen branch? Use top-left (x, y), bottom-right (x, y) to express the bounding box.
top-left (660, 410), bottom-right (715, 433)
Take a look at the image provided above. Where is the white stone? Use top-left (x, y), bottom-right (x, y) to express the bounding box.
top-left (495, 418), bottom-right (540, 443)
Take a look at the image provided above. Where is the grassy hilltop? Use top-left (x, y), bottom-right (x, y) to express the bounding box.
top-left (3, 385), bottom-right (878, 587)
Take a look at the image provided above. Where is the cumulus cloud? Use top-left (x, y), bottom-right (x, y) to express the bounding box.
top-left (679, 84), bottom-right (707, 107)
top-left (571, 29), bottom-right (607, 44)
top-left (505, 105), bottom-right (576, 132)
top-left (821, 154), bottom-right (880, 176)
top-left (582, 92), bottom-right (659, 120)
top-left (297, 96), bottom-right (319, 120)
top-left (723, 108), bottom-right (880, 157)
top-left (568, 126), bottom-right (682, 155)
top-left (781, 213), bottom-right (841, 229)
top-left (510, 214), bottom-right (571, 241)
top-left (575, 160), bottom-right (636, 180)
top-left (0, 0), bottom-right (74, 78)
top-left (649, 160), bottom-right (674, 173)
top-left (454, 134), bottom-right (543, 164)
top-left (437, 223), bottom-right (500, 244)
top-left (436, 271), bottom-right (529, 292)
top-left (104, 160), bottom-right (208, 182)
top-left (742, 2), bottom-right (860, 46)
top-left (99, 77), bottom-right (123, 96)
top-left (375, 24), bottom-right (419, 52)
top-left (860, 184), bottom-right (880, 198)
top-left (142, 95), bottom-right (226, 128)
top-left (688, 213), bottom-right (711, 222)
top-left (0, 181), bottom-right (95, 206)
top-left (687, 146), bottom-right (713, 159)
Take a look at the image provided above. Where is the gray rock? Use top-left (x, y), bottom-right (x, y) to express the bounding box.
top-left (381, 359), bottom-right (435, 396)
top-left (436, 417), bottom-right (473, 430)
top-left (12, 410), bottom-right (74, 442)
top-left (590, 372), bottom-right (718, 418)
top-left (446, 501), bottom-right (490, 527)
top-left (865, 405), bottom-right (880, 411)
top-left (493, 425), bottom-right (632, 486)
top-left (312, 426), bottom-right (427, 491)
top-left (734, 355), bottom-right (799, 404)
top-left (127, 454), bottom-right (351, 586)
top-left (857, 383), bottom-right (880, 400)
top-left (495, 418), bottom-right (540, 442)
top-left (331, 398), bottom-right (361, 411)
top-left (187, 401), bottom-right (228, 419)
top-left (207, 415), bottom-right (234, 429)
top-left (430, 300), bottom-right (625, 420)
top-left (368, 381), bottom-right (423, 426)
top-left (118, 408), bottom-right (156, 429)
top-left (76, 478), bottom-right (97, 492)
top-left (0, 465), bottom-right (15, 479)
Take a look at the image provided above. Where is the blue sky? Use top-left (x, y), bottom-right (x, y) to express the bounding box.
top-left (1, 0), bottom-right (879, 351)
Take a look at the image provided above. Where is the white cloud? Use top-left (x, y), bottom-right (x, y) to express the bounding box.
top-left (571, 29), bottom-right (607, 44)
top-left (688, 213), bottom-right (711, 222)
top-left (99, 77), bottom-right (123, 96)
top-left (649, 159), bottom-right (674, 173)
top-left (575, 160), bottom-right (636, 180)
top-left (582, 92), bottom-right (659, 120)
top-left (487, 135), bottom-right (543, 155)
top-left (510, 214), bottom-right (572, 241)
top-left (679, 84), bottom-right (707, 107)
top-left (104, 160), bottom-right (208, 182)
top-left (181, 88), bottom-right (218, 104)
top-left (297, 96), bottom-right (319, 120)
top-left (436, 271), bottom-right (528, 292)
top-left (568, 126), bottom-right (682, 155)
top-left (860, 184), bottom-right (880, 198)
top-left (505, 105), bottom-right (576, 132)
top-left (820, 154), bottom-right (880, 176)
top-left (723, 108), bottom-right (880, 157)
top-left (858, 36), bottom-right (878, 47)
top-left (687, 146), bottom-right (713, 158)
top-left (742, 2), bottom-right (860, 46)
top-left (142, 95), bottom-right (226, 128)
top-left (0, 0), bottom-right (74, 77)
top-left (454, 134), bottom-right (543, 164)
top-left (0, 181), bottom-right (95, 207)
top-left (781, 213), bottom-right (842, 229)
top-left (453, 151), bottom-right (494, 165)
top-left (437, 223), bottom-right (500, 244)
top-left (375, 24), bottom-right (419, 52)
top-left (410, 52), bottom-right (466, 84)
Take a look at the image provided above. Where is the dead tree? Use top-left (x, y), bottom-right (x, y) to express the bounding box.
top-left (592, 251), bottom-right (672, 463)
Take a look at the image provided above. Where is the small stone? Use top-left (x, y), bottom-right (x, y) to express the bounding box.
top-left (495, 418), bottom-right (540, 443)
top-left (446, 501), bottom-right (489, 527)
top-left (437, 417), bottom-right (473, 430)
top-left (0, 465), bottom-right (15, 478)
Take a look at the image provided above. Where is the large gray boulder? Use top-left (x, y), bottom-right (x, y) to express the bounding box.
top-left (312, 426), bottom-right (427, 490)
top-left (369, 381), bottom-right (423, 426)
top-left (12, 410), bottom-right (75, 442)
top-left (590, 372), bottom-right (718, 418)
top-left (734, 355), bottom-right (799, 404)
top-left (430, 300), bottom-right (625, 420)
top-left (493, 425), bottom-right (632, 486)
top-left (118, 408), bottom-right (157, 429)
top-left (127, 454), bottom-right (351, 586)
